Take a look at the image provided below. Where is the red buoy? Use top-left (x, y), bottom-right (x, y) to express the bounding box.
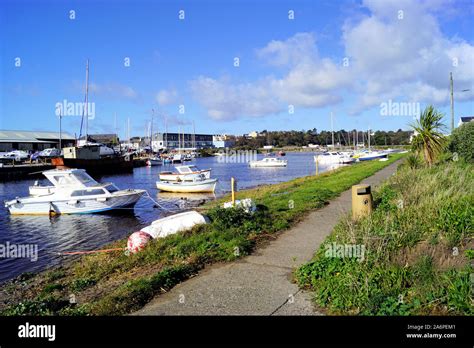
top-left (127, 231), bottom-right (152, 253)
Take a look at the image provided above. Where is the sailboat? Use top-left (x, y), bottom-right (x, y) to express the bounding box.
top-left (60, 60), bottom-right (133, 174)
top-left (356, 128), bottom-right (388, 161)
top-left (314, 112), bottom-right (354, 164)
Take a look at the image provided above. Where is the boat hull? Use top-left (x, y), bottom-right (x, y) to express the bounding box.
top-left (156, 179), bottom-right (217, 193)
top-left (62, 157), bottom-right (133, 174)
top-left (358, 153), bottom-right (388, 161)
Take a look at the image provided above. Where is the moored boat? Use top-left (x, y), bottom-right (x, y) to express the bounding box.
top-left (156, 176), bottom-right (217, 193)
top-left (5, 168), bottom-right (146, 215)
top-left (159, 165), bottom-right (211, 181)
top-left (249, 157), bottom-right (287, 167)
top-left (146, 157), bottom-right (162, 166)
top-left (357, 151), bottom-right (388, 161)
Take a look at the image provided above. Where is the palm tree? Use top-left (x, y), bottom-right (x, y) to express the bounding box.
top-left (410, 105), bottom-right (447, 167)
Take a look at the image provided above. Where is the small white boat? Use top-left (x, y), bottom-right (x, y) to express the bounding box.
top-left (314, 152), bottom-right (355, 164)
top-left (159, 165), bottom-right (211, 181)
top-left (156, 176), bottom-right (217, 193)
top-left (146, 157), bottom-right (162, 166)
top-left (357, 151), bottom-right (388, 161)
top-left (171, 153), bottom-right (183, 163)
top-left (249, 157), bottom-right (287, 167)
top-left (5, 168), bottom-right (146, 215)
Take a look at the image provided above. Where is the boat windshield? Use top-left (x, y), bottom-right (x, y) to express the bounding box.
top-left (104, 183), bottom-right (119, 193)
top-left (73, 171), bottom-right (99, 187)
top-left (177, 166), bottom-right (193, 173)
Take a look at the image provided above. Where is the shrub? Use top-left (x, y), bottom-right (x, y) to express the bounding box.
top-left (449, 122), bottom-right (474, 162)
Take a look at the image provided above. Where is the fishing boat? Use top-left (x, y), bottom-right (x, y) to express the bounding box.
top-left (159, 165), bottom-right (211, 181)
top-left (5, 168), bottom-right (146, 215)
top-left (249, 157), bottom-right (287, 167)
top-left (156, 176), bottom-right (217, 193)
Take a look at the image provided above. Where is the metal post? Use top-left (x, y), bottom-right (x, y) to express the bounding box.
top-left (450, 72), bottom-right (454, 133)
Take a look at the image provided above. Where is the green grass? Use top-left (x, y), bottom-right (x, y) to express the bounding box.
top-left (0, 153), bottom-right (405, 316)
top-left (296, 158), bottom-right (473, 315)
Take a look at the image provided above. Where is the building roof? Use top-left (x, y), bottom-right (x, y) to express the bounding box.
top-left (0, 130), bottom-right (75, 142)
top-left (460, 116), bottom-right (474, 123)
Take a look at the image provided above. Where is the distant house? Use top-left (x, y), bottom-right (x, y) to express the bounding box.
top-left (247, 131), bottom-right (259, 139)
top-left (458, 116), bottom-right (474, 127)
top-left (263, 145), bottom-right (274, 149)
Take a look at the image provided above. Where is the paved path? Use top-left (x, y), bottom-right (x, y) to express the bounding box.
top-left (134, 160), bottom-right (402, 316)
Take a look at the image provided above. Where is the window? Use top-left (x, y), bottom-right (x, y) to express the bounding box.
top-left (71, 189), bottom-right (106, 196)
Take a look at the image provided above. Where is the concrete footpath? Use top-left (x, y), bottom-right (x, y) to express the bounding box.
top-left (134, 160), bottom-right (402, 316)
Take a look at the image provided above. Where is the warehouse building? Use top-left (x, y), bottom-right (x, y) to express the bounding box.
top-left (0, 130), bottom-right (75, 152)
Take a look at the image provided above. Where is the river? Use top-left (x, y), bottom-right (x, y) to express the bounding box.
top-left (0, 152), bottom-right (343, 283)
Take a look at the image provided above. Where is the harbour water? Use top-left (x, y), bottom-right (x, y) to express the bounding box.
top-left (0, 152), bottom-right (341, 284)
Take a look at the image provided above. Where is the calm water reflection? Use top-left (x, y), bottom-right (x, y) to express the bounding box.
top-left (0, 152), bottom-right (342, 283)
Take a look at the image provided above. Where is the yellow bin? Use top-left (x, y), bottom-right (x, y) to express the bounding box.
top-left (352, 184), bottom-right (373, 220)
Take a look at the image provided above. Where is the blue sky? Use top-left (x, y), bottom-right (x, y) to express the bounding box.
top-left (1, 0), bottom-right (473, 139)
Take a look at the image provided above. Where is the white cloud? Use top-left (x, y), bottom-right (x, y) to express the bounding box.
top-left (191, 0), bottom-right (474, 120)
top-left (155, 89), bottom-right (178, 106)
top-left (344, 0), bottom-right (474, 113)
top-left (190, 76), bottom-right (281, 120)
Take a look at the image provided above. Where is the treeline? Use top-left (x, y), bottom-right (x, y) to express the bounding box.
top-left (234, 129), bottom-right (412, 148)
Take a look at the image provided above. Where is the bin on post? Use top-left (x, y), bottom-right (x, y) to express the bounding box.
top-left (352, 184), bottom-right (373, 220)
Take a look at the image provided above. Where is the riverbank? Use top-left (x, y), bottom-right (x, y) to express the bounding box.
top-left (0, 153), bottom-right (405, 315)
top-left (296, 158), bottom-right (473, 315)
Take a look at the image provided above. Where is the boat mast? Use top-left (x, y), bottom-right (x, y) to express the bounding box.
top-left (368, 127), bottom-right (371, 151)
top-left (58, 104), bottom-right (62, 149)
top-left (85, 59), bottom-right (89, 143)
top-left (331, 112), bottom-right (334, 149)
top-left (192, 120), bottom-right (196, 150)
top-left (151, 109), bottom-right (154, 153)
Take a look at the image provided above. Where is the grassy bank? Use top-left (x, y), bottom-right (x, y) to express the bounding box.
top-left (0, 153), bottom-right (405, 316)
top-left (296, 158), bottom-right (473, 315)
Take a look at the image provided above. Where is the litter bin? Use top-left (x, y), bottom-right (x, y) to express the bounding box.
top-left (352, 184), bottom-right (373, 220)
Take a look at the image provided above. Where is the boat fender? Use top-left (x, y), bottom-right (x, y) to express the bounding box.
top-left (127, 231), bottom-right (152, 253)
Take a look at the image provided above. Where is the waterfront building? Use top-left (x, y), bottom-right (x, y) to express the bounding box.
top-left (151, 133), bottom-right (222, 150)
top-left (0, 130), bottom-right (75, 152)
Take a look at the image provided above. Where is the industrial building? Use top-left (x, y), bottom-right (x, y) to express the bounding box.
top-left (0, 130), bottom-right (75, 152)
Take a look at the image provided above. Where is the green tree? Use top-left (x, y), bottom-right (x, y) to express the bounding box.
top-left (410, 105), bottom-right (447, 167)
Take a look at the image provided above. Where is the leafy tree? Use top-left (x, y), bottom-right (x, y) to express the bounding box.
top-left (410, 105), bottom-right (447, 167)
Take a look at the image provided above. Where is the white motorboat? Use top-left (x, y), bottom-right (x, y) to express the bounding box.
top-left (314, 152), bottom-right (355, 164)
top-left (146, 157), bottom-right (162, 166)
top-left (5, 168), bottom-right (146, 215)
top-left (156, 175), bottom-right (217, 193)
top-left (249, 157), bottom-right (287, 167)
top-left (159, 165), bottom-right (211, 181)
top-left (357, 151), bottom-right (388, 161)
top-left (171, 153), bottom-right (183, 163)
